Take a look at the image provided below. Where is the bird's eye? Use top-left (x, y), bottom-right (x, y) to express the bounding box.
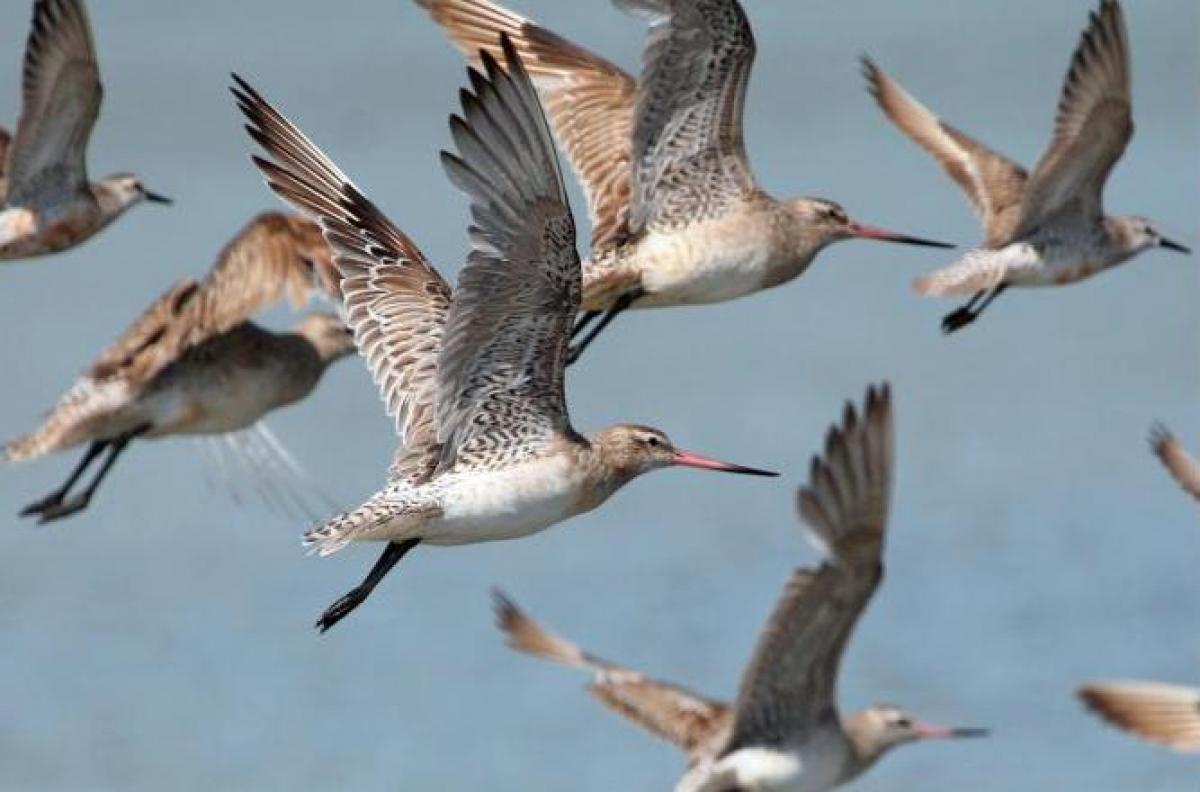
top-left (645, 436), bottom-right (661, 447)
top-left (895, 717), bottom-right (912, 728)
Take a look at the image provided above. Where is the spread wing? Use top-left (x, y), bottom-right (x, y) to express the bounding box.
top-left (418, 0), bottom-right (636, 256)
top-left (494, 590), bottom-right (730, 757)
top-left (435, 38), bottom-right (580, 471)
top-left (0, 126), bottom-right (11, 197)
top-left (1020, 0), bottom-right (1131, 230)
top-left (233, 76), bottom-right (451, 454)
top-left (862, 58), bottom-right (1029, 247)
top-left (620, 0), bottom-right (757, 234)
top-left (1080, 681), bottom-right (1200, 753)
top-left (1149, 424), bottom-right (1200, 503)
top-left (83, 212), bottom-right (341, 390)
top-left (723, 385), bottom-right (894, 753)
top-left (6, 0), bottom-right (102, 206)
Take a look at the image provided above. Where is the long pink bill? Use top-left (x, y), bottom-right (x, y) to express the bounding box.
top-left (671, 450), bottom-right (779, 477)
top-left (849, 221), bottom-right (955, 249)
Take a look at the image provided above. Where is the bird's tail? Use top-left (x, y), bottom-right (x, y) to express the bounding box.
top-left (5, 379), bottom-right (123, 463)
top-left (913, 244), bottom-right (1035, 297)
top-left (302, 494), bottom-right (398, 557)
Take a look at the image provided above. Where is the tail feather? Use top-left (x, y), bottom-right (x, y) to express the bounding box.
top-left (302, 495), bottom-right (398, 557)
top-left (913, 243), bottom-right (1037, 297)
top-left (5, 379), bottom-right (126, 463)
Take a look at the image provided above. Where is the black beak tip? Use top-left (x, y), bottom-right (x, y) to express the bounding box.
top-left (144, 190), bottom-right (173, 205)
top-left (907, 237), bottom-right (957, 250)
top-left (952, 727), bottom-right (990, 739)
top-left (1161, 238), bottom-right (1191, 254)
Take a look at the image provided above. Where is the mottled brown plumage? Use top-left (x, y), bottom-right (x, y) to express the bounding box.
top-left (1079, 681), bottom-right (1200, 753)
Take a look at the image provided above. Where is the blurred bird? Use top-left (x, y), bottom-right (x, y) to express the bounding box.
top-left (864, 0), bottom-right (1189, 333)
top-left (1079, 681), bottom-right (1200, 753)
top-left (418, 0), bottom-right (952, 363)
top-left (234, 37), bottom-right (778, 634)
top-left (494, 385), bottom-right (987, 792)
top-left (0, 0), bottom-right (171, 261)
top-left (6, 212), bottom-right (349, 522)
top-left (1149, 424), bottom-right (1200, 503)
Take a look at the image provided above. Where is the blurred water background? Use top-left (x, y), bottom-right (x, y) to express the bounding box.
top-left (0, 1), bottom-right (1196, 789)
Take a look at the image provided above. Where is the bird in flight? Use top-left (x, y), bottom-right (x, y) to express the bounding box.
top-left (419, 0), bottom-right (953, 362)
top-left (494, 385), bottom-right (986, 791)
top-left (0, 0), bottom-right (171, 261)
top-left (6, 212), bottom-right (349, 521)
top-left (864, 0), bottom-right (1189, 333)
top-left (233, 36), bottom-right (777, 633)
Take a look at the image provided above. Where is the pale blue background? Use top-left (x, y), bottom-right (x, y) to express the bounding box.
top-left (0, 1), bottom-right (1196, 789)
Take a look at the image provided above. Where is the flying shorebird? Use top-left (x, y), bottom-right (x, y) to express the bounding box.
top-left (1148, 424), bottom-right (1200, 504)
top-left (233, 37), bottom-right (778, 634)
top-left (493, 384), bottom-right (986, 791)
top-left (863, 0), bottom-right (1190, 333)
top-left (5, 211), bottom-right (351, 522)
top-left (0, 0), bottom-right (171, 261)
top-left (1079, 681), bottom-right (1200, 753)
top-left (417, 0), bottom-right (953, 363)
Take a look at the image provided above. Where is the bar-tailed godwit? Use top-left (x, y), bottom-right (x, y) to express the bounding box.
top-left (6, 212), bottom-right (349, 521)
top-left (0, 0), bottom-right (171, 261)
top-left (1149, 424), bottom-right (1200, 503)
top-left (234, 38), bottom-right (778, 634)
top-left (494, 384), bottom-right (986, 791)
top-left (417, 0), bottom-right (953, 362)
top-left (864, 0), bottom-right (1189, 333)
top-left (1079, 681), bottom-right (1200, 753)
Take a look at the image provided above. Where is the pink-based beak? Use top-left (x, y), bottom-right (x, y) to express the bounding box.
top-left (671, 450), bottom-right (779, 477)
top-left (913, 721), bottom-right (989, 739)
top-left (848, 221), bottom-right (955, 249)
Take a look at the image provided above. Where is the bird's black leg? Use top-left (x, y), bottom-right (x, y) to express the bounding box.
top-left (567, 289), bottom-right (642, 365)
top-left (315, 538), bottom-right (421, 633)
top-left (570, 310), bottom-right (603, 340)
top-left (941, 285), bottom-right (1007, 334)
top-left (20, 440), bottom-right (109, 519)
top-left (34, 426), bottom-right (148, 524)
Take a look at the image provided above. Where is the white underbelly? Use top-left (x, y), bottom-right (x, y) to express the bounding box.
top-left (422, 456), bottom-right (586, 546)
top-left (1007, 242), bottom-right (1123, 288)
top-left (685, 738), bottom-right (848, 792)
top-left (636, 227), bottom-right (774, 307)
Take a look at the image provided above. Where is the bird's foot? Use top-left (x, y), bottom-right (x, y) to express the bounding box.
top-left (33, 493), bottom-right (91, 524)
top-left (941, 307), bottom-right (977, 334)
top-left (315, 587), bottom-right (369, 634)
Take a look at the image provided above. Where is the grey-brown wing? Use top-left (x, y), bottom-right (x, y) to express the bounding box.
top-left (620, 0), bottom-right (757, 234)
top-left (1149, 424), bottom-right (1200, 503)
top-left (418, 0), bottom-right (636, 257)
top-left (435, 38), bottom-right (580, 471)
top-left (0, 126), bottom-right (11, 197)
top-left (7, 0), bottom-right (102, 206)
top-left (862, 58), bottom-right (1029, 247)
top-left (723, 385), bottom-right (894, 752)
top-left (84, 278), bottom-right (201, 388)
top-left (233, 76), bottom-right (451, 453)
top-left (1021, 0), bottom-right (1131, 229)
top-left (494, 590), bottom-right (730, 756)
top-left (184, 212), bottom-right (340, 339)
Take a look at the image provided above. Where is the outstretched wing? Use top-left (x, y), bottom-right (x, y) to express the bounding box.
top-left (82, 212), bottom-right (341, 394)
top-left (1020, 0), bottom-right (1131, 229)
top-left (233, 76), bottom-right (451, 454)
top-left (418, 0), bottom-right (636, 256)
top-left (620, 0), bottom-right (757, 234)
top-left (435, 38), bottom-right (580, 470)
top-left (1080, 681), bottom-right (1200, 753)
top-left (723, 385), bottom-right (894, 753)
top-left (494, 590), bottom-right (730, 756)
top-left (6, 0), bottom-right (102, 206)
top-left (862, 58), bottom-right (1028, 247)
